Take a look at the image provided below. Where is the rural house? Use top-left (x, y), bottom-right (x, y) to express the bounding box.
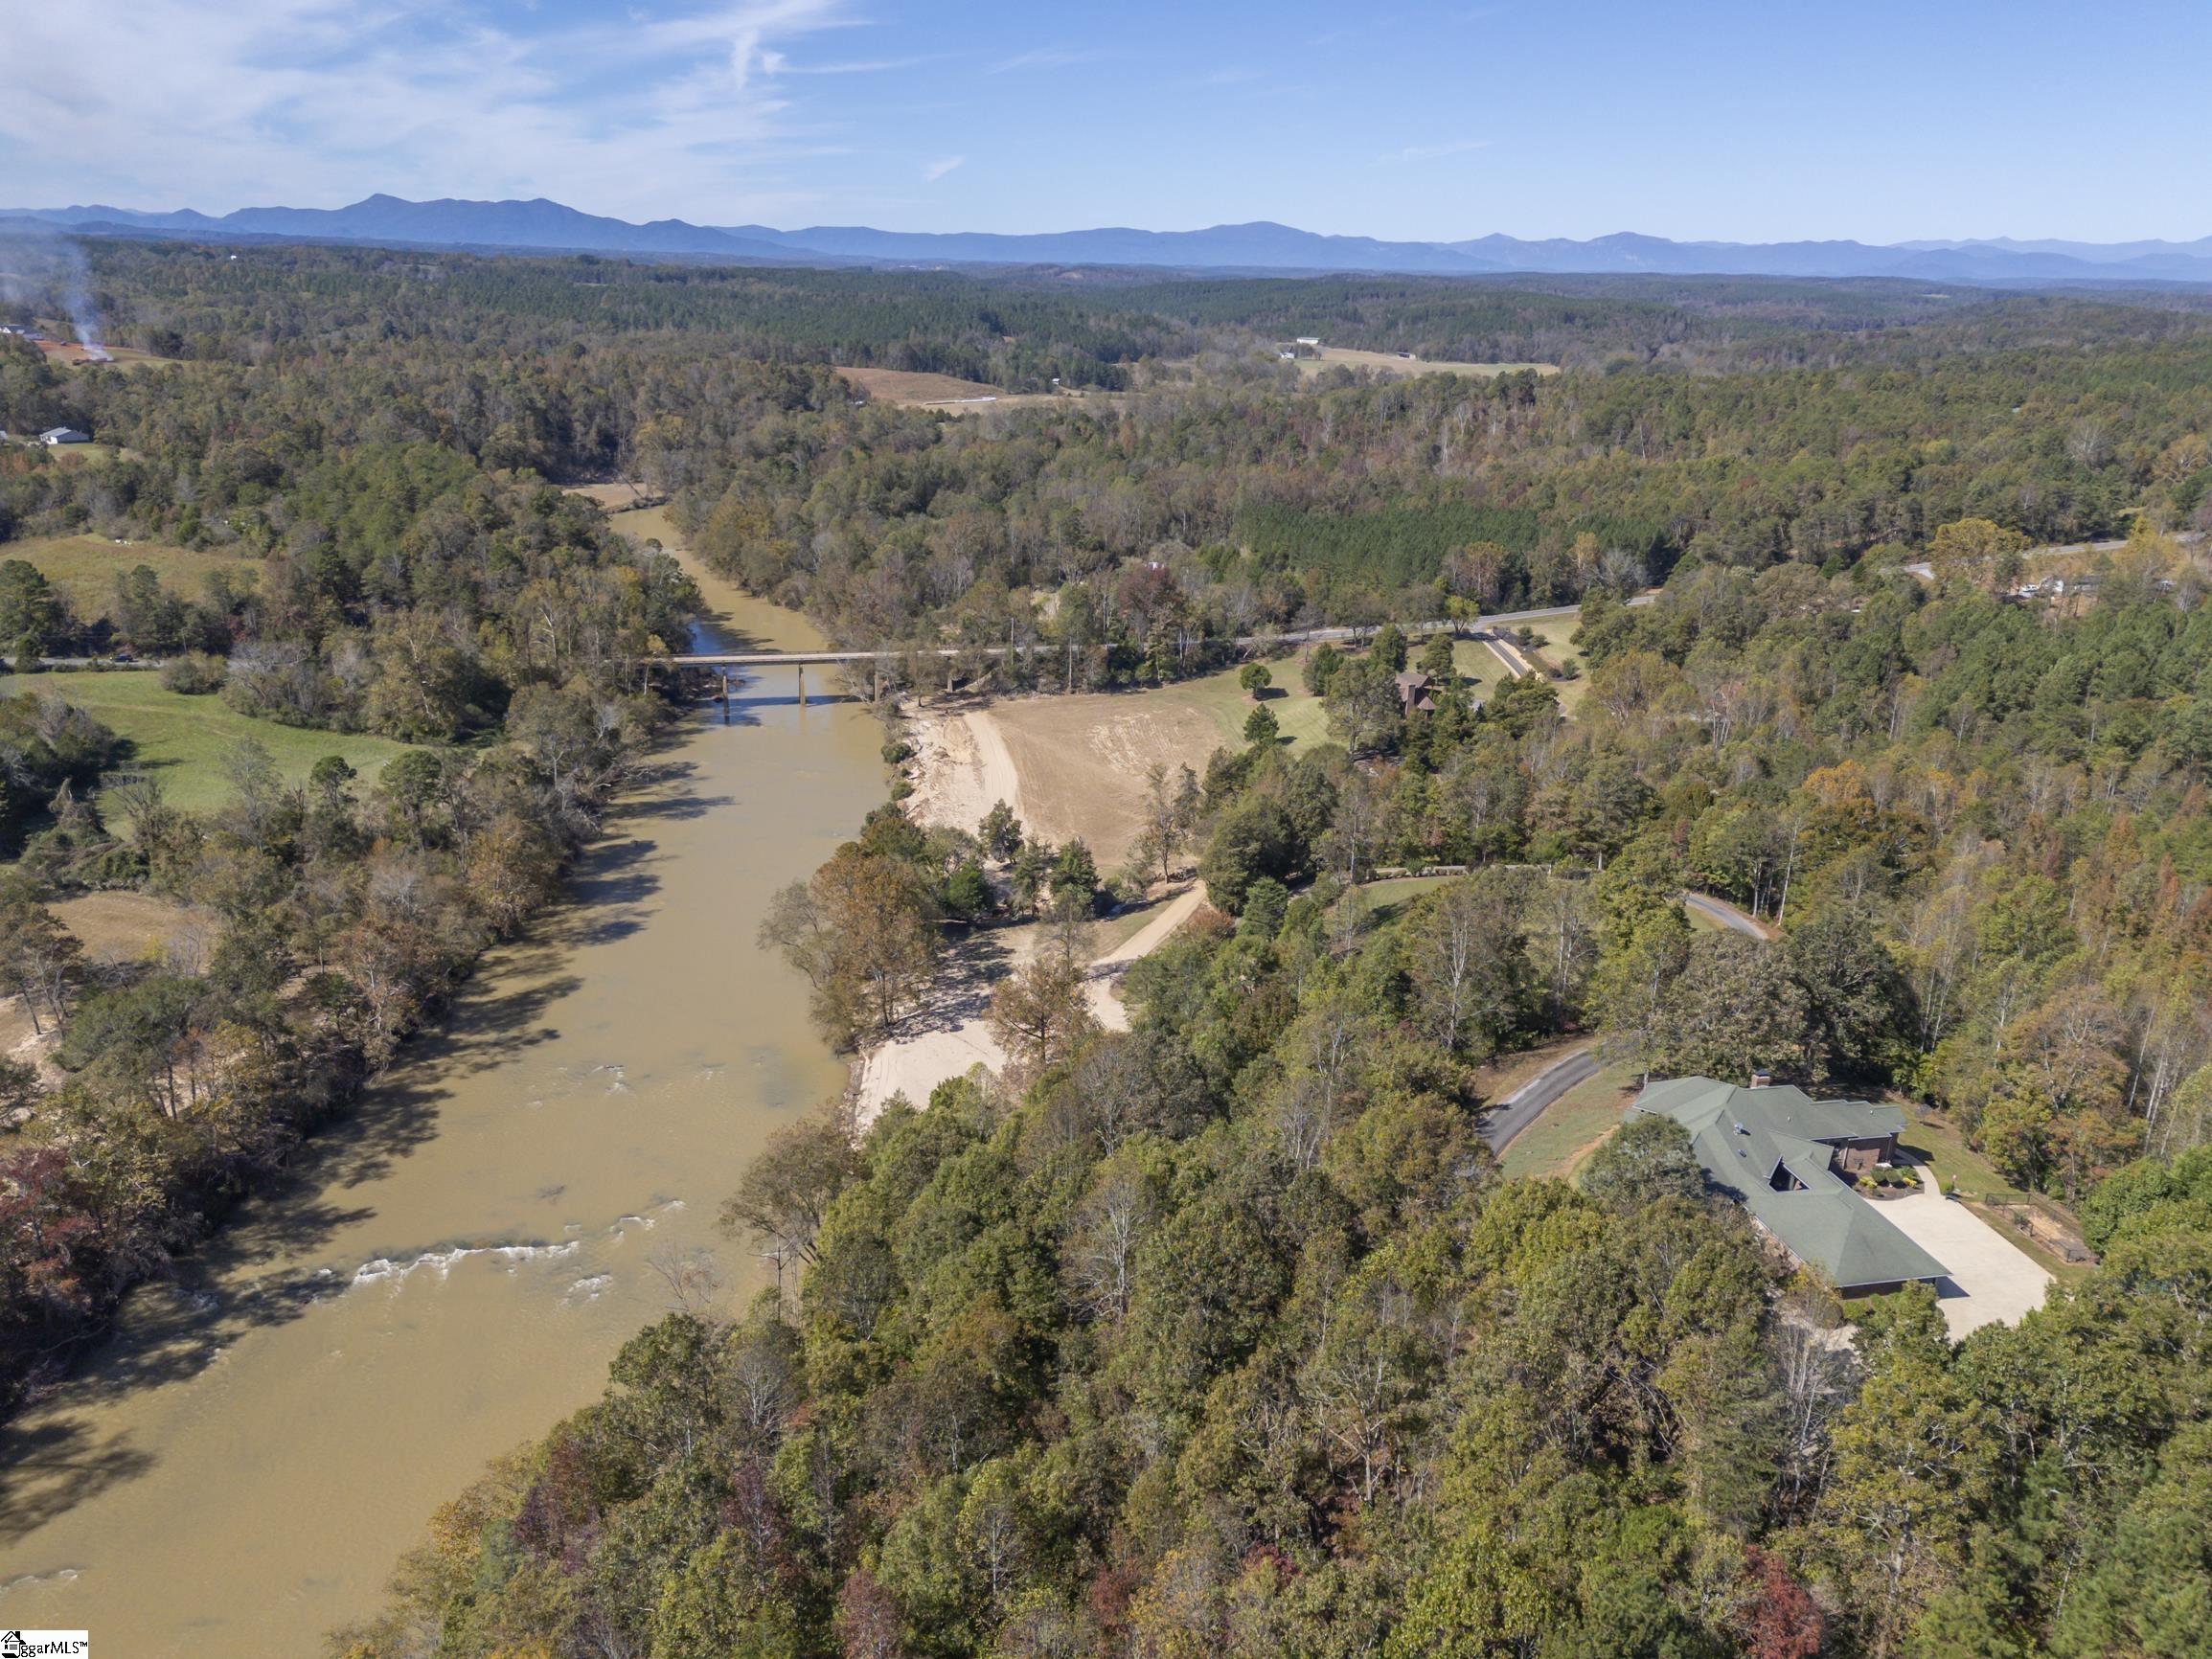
top-left (39, 426), bottom-right (90, 445)
top-left (1627, 1076), bottom-right (1947, 1296)
top-left (1394, 669), bottom-right (1438, 714)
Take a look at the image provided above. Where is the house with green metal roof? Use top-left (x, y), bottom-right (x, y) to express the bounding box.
top-left (1629, 1077), bottom-right (1948, 1296)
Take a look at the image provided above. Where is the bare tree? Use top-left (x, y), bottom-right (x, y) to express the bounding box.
top-left (718, 1110), bottom-right (863, 1272)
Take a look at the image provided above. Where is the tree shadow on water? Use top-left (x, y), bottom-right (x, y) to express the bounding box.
top-left (0, 1411), bottom-right (155, 1548)
top-left (0, 753), bottom-right (737, 1534)
top-left (0, 930), bottom-right (595, 1522)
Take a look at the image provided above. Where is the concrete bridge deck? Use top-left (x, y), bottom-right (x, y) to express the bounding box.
top-left (660, 603), bottom-right (1599, 668)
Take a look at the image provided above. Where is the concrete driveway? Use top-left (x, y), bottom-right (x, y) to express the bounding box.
top-left (1879, 1165), bottom-right (2054, 1338)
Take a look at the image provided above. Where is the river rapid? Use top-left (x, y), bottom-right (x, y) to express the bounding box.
top-left (0, 514), bottom-right (881, 1654)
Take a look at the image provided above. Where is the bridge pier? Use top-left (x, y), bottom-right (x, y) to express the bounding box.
top-left (797, 664), bottom-right (806, 707)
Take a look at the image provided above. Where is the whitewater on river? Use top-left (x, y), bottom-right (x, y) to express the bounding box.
top-left (0, 511), bottom-right (883, 1655)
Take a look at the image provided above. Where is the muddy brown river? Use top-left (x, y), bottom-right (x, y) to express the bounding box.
top-left (0, 522), bottom-right (880, 1654)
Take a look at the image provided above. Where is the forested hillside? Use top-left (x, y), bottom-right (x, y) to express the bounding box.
top-left (343, 538), bottom-right (2212, 1656)
top-left (10, 241), bottom-right (2212, 680)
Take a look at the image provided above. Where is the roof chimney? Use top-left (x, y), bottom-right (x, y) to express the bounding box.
top-left (1748, 1071), bottom-right (1772, 1089)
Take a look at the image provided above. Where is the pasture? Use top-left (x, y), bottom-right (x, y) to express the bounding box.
top-left (834, 366), bottom-right (1080, 416)
top-left (35, 340), bottom-right (176, 372)
top-left (3, 534), bottom-right (256, 621)
top-left (0, 670), bottom-right (420, 815)
top-left (836, 366), bottom-right (1004, 405)
top-left (1295, 347), bottom-right (1560, 380)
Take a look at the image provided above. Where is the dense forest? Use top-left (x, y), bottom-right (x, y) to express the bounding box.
top-left (342, 531), bottom-right (2212, 1659)
top-left (8, 240), bottom-right (2211, 681)
top-left (3, 236), bottom-right (2212, 1654)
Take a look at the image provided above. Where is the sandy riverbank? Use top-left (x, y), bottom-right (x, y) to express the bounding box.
top-left (852, 883), bottom-right (1207, 1120)
top-left (861, 683), bottom-right (1213, 1116)
top-left (901, 703), bottom-right (1024, 842)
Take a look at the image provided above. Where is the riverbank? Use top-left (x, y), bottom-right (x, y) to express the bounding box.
top-left (853, 882), bottom-right (1209, 1118)
top-left (858, 672), bottom-right (1218, 1116)
top-left (901, 702), bottom-right (1024, 843)
top-left (0, 511), bottom-right (882, 1654)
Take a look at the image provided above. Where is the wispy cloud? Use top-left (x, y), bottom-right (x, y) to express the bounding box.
top-left (1395, 138), bottom-right (1492, 162)
top-left (1200, 66), bottom-right (1263, 86)
top-left (921, 154), bottom-right (965, 183)
top-left (777, 53), bottom-right (942, 75)
top-left (0, 0), bottom-right (861, 220)
top-left (988, 45), bottom-right (1108, 75)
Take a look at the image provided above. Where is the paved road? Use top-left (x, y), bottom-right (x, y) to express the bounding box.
top-left (1680, 891), bottom-right (1773, 939)
top-left (1481, 1043), bottom-right (1601, 1152)
top-left (1903, 528), bottom-right (2203, 582)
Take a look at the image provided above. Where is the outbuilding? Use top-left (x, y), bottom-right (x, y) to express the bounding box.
top-left (39, 427), bottom-right (90, 445)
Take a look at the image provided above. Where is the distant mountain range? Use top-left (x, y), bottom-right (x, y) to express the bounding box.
top-left (8, 193), bottom-right (2212, 284)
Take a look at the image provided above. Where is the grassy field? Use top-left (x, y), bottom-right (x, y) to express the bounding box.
top-left (835, 367), bottom-right (1012, 405)
top-left (52, 891), bottom-right (207, 965)
top-left (1173, 650), bottom-right (1338, 749)
top-left (1358, 875), bottom-right (1454, 920)
top-left (985, 652), bottom-right (1330, 869)
top-left (1521, 626), bottom-right (1592, 716)
top-left (1448, 638), bottom-right (1499, 698)
top-left (1500, 1061), bottom-right (1638, 1179)
top-left (35, 341), bottom-right (176, 372)
top-left (834, 367), bottom-right (1081, 416)
top-left (1296, 347), bottom-right (1560, 380)
top-left (3, 534), bottom-right (256, 621)
top-left (987, 642), bottom-right (1500, 871)
top-left (0, 670), bottom-right (420, 815)
top-left (11, 442), bottom-right (125, 469)
top-left (1150, 641), bottom-right (1496, 755)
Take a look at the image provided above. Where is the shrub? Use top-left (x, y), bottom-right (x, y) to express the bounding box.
top-left (160, 651), bottom-right (229, 694)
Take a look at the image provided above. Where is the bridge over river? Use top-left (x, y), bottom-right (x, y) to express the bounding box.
top-left (648, 599), bottom-right (1644, 698)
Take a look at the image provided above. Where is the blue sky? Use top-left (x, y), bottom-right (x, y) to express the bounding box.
top-left (4, 0), bottom-right (2207, 242)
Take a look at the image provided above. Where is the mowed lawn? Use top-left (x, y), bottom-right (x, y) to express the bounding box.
top-left (1500, 1060), bottom-right (1639, 1179)
top-left (1171, 653), bottom-right (1334, 750)
top-left (0, 670), bottom-right (420, 814)
top-left (4, 534), bottom-right (257, 622)
top-left (1518, 625), bottom-right (1591, 716)
top-left (1167, 641), bottom-right (1496, 754)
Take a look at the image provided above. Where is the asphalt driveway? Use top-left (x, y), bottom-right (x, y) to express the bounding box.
top-left (1480, 1044), bottom-right (1599, 1152)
